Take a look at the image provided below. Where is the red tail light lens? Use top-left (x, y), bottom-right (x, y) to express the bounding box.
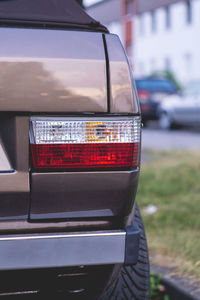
top-left (30, 117), bottom-right (141, 170)
top-left (31, 143), bottom-right (139, 169)
top-left (138, 90), bottom-right (150, 101)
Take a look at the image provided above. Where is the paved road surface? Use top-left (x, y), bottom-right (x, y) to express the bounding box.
top-left (142, 128), bottom-right (200, 151)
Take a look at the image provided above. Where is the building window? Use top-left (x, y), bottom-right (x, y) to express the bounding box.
top-left (139, 62), bottom-right (145, 75)
top-left (186, 0), bottom-right (192, 24)
top-left (165, 58), bottom-right (171, 71)
top-left (185, 53), bottom-right (192, 74)
top-left (151, 11), bottom-right (156, 33)
top-left (165, 6), bottom-right (171, 29)
top-left (140, 14), bottom-right (144, 35)
top-left (150, 59), bottom-right (157, 73)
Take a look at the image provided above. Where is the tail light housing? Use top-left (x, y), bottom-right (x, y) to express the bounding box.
top-left (138, 90), bottom-right (150, 102)
top-left (30, 117), bottom-right (141, 170)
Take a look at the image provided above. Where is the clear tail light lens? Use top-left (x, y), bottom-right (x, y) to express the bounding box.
top-left (30, 117), bottom-right (141, 170)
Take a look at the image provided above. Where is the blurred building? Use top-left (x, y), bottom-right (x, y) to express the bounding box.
top-left (87, 0), bottom-right (200, 83)
top-left (86, 0), bottom-right (122, 39)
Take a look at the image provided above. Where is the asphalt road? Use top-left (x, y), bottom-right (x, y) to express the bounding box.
top-left (142, 127), bottom-right (200, 151)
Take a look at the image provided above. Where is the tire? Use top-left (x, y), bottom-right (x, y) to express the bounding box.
top-left (159, 112), bottom-right (173, 130)
top-left (100, 204), bottom-right (150, 300)
top-left (142, 120), bottom-right (147, 127)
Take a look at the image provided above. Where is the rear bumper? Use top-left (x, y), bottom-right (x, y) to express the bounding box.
top-left (0, 226), bottom-right (140, 271)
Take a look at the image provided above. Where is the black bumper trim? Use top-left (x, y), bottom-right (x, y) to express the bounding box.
top-left (125, 223), bottom-right (140, 265)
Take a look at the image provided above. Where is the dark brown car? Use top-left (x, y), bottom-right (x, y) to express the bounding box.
top-left (0, 0), bottom-right (150, 299)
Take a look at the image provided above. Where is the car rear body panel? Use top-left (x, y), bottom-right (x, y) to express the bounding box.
top-left (0, 28), bottom-right (140, 232)
top-left (0, 28), bottom-right (107, 113)
top-left (0, 116), bottom-right (29, 220)
top-left (30, 169), bottom-right (139, 220)
top-left (106, 35), bottom-right (139, 114)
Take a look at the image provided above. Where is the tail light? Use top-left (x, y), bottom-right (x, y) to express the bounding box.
top-left (138, 90), bottom-right (150, 102)
top-left (30, 117), bottom-right (141, 170)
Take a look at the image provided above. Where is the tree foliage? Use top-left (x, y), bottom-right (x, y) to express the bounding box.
top-left (150, 70), bottom-right (182, 91)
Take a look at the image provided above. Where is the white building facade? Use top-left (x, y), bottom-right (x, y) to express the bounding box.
top-left (87, 0), bottom-right (200, 84)
top-left (134, 0), bottom-right (200, 83)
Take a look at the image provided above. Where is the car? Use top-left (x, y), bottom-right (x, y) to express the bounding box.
top-left (135, 77), bottom-right (177, 125)
top-left (159, 81), bottom-right (200, 129)
top-left (0, 0), bottom-right (149, 299)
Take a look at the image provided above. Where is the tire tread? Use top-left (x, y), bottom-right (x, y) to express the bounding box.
top-left (101, 204), bottom-right (150, 300)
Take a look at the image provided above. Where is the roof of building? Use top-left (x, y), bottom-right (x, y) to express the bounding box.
top-left (0, 0), bottom-right (108, 33)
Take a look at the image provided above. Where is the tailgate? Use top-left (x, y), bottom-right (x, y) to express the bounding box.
top-left (0, 27), bottom-right (107, 220)
top-left (0, 28), bottom-right (140, 223)
top-left (0, 28), bottom-right (107, 112)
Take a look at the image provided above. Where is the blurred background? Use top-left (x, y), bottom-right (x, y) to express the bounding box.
top-left (85, 0), bottom-right (199, 82)
top-left (85, 0), bottom-right (200, 133)
top-left (83, 0), bottom-right (200, 297)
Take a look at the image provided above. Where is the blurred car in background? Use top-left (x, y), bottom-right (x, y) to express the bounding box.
top-left (158, 81), bottom-right (200, 129)
top-left (135, 77), bottom-right (177, 125)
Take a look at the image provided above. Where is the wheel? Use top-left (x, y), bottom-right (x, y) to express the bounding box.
top-left (159, 112), bottom-right (173, 130)
top-left (100, 204), bottom-right (150, 300)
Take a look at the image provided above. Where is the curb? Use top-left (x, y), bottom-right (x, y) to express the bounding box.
top-left (162, 277), bottom-right (200, 300)
top-left (151, 265), bottom-right (200, 300)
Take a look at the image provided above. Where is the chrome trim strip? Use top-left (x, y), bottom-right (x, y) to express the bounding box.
top-left (0, 231), bottom-right (126, 241)
top-left (0, 231), bottom-right (126, 270)
top-left (0, 291), bottom-right (39, 296)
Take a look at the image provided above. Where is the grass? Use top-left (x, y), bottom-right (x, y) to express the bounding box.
top-left (137, 150), bottom-right (200, 283)
top-left (150, 272), bottom-right (169, 300)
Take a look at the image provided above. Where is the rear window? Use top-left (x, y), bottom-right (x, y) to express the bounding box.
top-left (135, 79), bottom-right (176, 93)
